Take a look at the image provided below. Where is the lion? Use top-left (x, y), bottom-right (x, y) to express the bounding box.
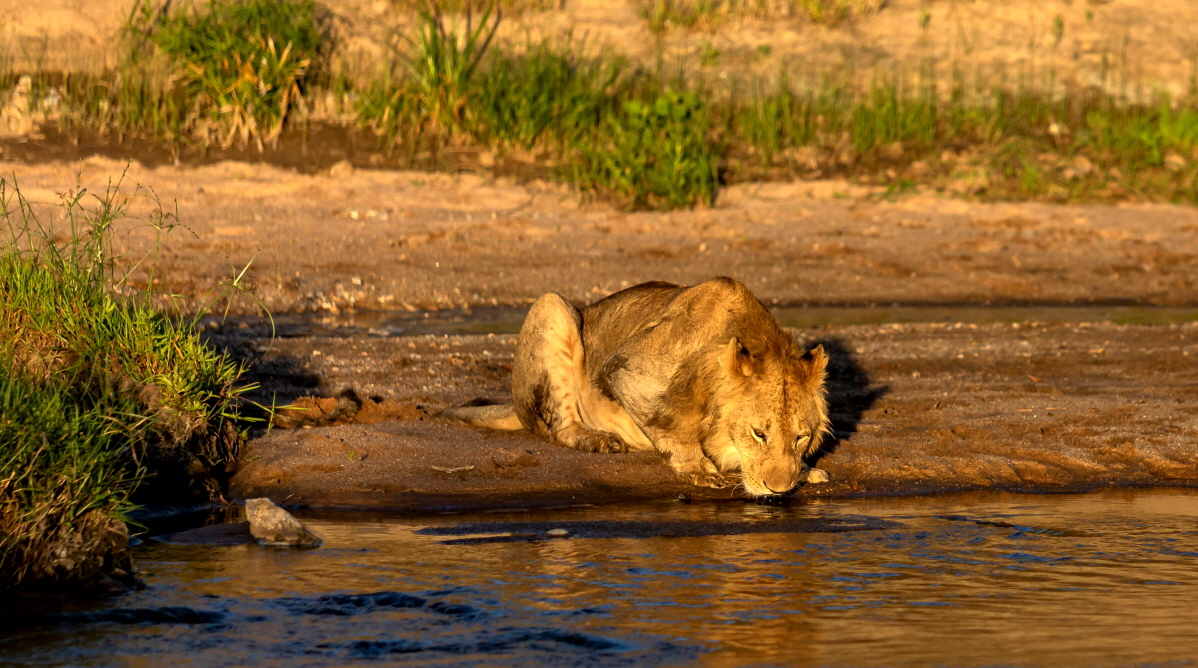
top-left (440, 277), bottom-right (832, 496)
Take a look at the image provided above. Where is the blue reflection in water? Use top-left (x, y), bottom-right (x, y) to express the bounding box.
top-left (3, 489), bottom-right (1198, 667)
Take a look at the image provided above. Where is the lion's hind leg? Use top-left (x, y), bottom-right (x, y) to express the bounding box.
top-left (512, 293), bottom-right (629, 454)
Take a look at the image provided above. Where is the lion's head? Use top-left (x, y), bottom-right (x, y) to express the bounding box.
top-left (707, 337), bottom-right (830, 497)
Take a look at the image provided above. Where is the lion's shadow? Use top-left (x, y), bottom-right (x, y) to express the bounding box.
top-left (808, 337), bottom-right (888, 466)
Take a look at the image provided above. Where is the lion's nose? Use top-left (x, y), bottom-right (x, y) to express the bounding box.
top-left (763, 473), bottom-right (797, 494)
top-left (761, 460), bottom-right (799, 493)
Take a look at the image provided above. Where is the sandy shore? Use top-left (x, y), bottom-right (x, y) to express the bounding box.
top-left (7, 158), bottom-right (1198, 315)
top-left (3, 157), bottom-right (1196, 510)
top-left (224, 319), bottom-right (1198, 510)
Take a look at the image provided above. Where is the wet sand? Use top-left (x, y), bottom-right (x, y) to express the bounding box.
top-left (7, 157), bottom-right (1198, 315)
top-left (3, 158), bottom-right (1197, 509)
top-left (225, 318), bottom-right (1198, 510)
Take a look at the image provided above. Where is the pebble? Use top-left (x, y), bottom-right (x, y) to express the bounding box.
top-left (546, 528), bottom-right (570, 537)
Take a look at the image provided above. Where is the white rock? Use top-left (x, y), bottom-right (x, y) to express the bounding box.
top-left (245, 498), bottom-right (323, 547)
top-left (546, 528), bottom-right (570, 537)
top-left (801, 467), bottom-right (831, 484)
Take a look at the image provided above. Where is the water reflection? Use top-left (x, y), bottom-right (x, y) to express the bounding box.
top-left (4, 489), bottom-right (1198, 667)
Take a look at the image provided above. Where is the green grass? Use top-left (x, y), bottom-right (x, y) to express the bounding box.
top-left (9, 0), bottom-right (1198, 209)
top-left (125, 0), bottom-right (332, 149)
top-left (0, 179), bottom-right (250, 592)
top-left (576, 90), bottom-right (719, 209)
top-left (638, 0), bottom-right (881, 34)
top-left (723, 72), bottom-right (1198, 201)
top-left (470, 36), bottom-right (625, 150)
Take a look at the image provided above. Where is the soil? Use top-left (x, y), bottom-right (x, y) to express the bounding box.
top-left (219, 319), bottom-right (1198, 511)
top-left (2, 153), bottom-right (1196, 509)
top-left (8, 156), bottom-right (1198, 314)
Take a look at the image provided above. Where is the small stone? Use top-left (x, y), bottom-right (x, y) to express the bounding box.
top-left (546, 529), bottom-right (569, 537)
top-left (1071, 155), bottom-right (1095, 176)
top-left (245, 498), bottom-right (323, 547)
top-left (491, 448), bottom-right (540, 469)
top-left (328, 159), bottom-right (354, 178)
top-left (801, 467), bottom-right (831, 484)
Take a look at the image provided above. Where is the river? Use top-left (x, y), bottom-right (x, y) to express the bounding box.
top-left (4, 489), bottom-right (1198, 666)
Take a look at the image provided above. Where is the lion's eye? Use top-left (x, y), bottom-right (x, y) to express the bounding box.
top-left (795, 434), bottom-right (811, 445)
top-left (751, 428), bottom-right (767, 442)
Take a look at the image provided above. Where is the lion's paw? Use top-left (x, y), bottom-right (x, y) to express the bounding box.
top-left (576, 431), bottom-right (629, 454)
top-left (801, 467), bottom-right (830, 484)
top-left (686, 470), bottom-right (729, 489)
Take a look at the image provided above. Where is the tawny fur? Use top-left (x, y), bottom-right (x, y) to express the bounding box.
top-left (439, 277), bottom-right (831, 496)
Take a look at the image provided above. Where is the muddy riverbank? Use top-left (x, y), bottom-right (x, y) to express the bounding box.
top-left (7, 158), bottom-right (1198, 316)
top-left (223, 317), bottom-right (1198, 510)
top-left (4, 156), bottom-right (1198, 509)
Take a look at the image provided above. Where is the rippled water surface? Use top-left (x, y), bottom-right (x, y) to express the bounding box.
top-left (5, 489), bottom-right (1198, 667)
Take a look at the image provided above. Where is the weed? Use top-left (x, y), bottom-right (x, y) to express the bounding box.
top-left (127, 0), bottom-right (333, 149)
top-left (0, 177), bottom-right (252, 591)
top-left (470, 37), bottom-right (624, 150)
top-left (576, 90), bottom-right (718, 209)
top-left (395, 0), bottom-right (501, 135)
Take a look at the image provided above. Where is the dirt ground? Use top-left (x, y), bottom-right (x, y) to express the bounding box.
top-left (223, 319), bottom-right (1198, 510)
top-left (4, 155), bottom-right (1198, 508)
top-left (7, 157), bottom-right (1198, 313)
top-left (0, 154), bottom-right (1193, 508)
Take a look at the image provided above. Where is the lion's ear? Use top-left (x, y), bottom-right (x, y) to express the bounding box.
top-left (802, 345), bottom-right (828, 384)
top-left (722, 336), bottom-right (755, 377)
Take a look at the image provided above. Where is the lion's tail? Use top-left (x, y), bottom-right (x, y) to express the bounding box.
top-left (436, 403), bottom-right (524, 431)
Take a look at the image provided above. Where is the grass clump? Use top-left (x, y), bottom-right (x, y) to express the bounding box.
top-left (796, 0), bottom-right (880, 25)
top-left (0, 179), bottom-right (249, 592)
top-left (639, 0), bottom-right (881, 34)
top-left (355, 1), bottom-right (501, 150)
top-left (399, 1), bottom-right (501, 135)
top-left (126, 0), bottom-right (333, 149)
top-left (391, 0), bottom-right (558, 13)
top-left (577, 90), bottom-right (719, 209)
top-left (361, 5), bottom-right (719, 208)
top-left (470, 38), bottom-right (625, 150)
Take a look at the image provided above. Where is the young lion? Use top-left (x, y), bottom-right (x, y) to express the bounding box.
top-left (441, 277), bottom-right (831, 496)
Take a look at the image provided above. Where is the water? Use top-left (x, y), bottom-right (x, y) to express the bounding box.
top-left (5, 489), bottom-right (1198, 667)
top-left (206, 305), bottom-right (1198, 338)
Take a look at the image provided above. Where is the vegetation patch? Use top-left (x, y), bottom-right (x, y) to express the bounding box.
top-left (125, 0), bottom-right (334, 149)
top-left (577, 90), bottom-right (719, 209)
top-left (0, 180), bottom-right (250, 592)
top-left (639, 0), bottom-right (882, 34)
top-left (721, 75), bottom-right (1198, 201)
top-left (4, 1), bottom-right (1198, 209)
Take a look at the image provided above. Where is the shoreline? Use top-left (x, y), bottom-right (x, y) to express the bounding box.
top-left (226, 320), bottom-right (1198, 511)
